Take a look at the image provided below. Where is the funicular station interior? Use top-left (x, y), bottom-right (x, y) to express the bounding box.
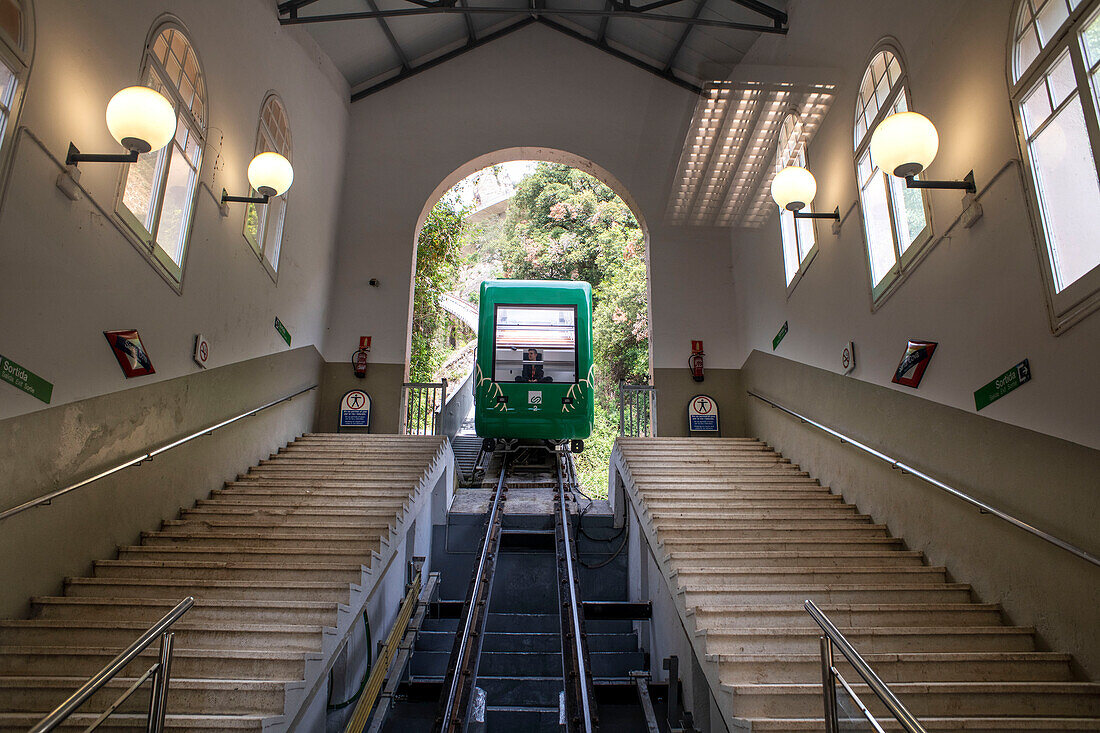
top-left (0, 0), bottom-right (1098, 731)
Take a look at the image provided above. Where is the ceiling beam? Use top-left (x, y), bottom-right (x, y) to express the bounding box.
top-left (459, 0), bottom-right (477, 42)
top-left (280, 6), bottom-right (789, 33)
top-left (365, 0), bottom-right (412, 72)
top-left (596, 0), bottom-right (612, 43)
top-left (662, 0), bottom-right (705, 73)
top-left (728, 0), bottom-right (786, 27)
top-left (350, 17), bottom-right (535, 102)
top-left (537, 17), bottom-right (701, 95)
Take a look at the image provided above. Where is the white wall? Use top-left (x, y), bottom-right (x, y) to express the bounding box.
top-left (0, 0), bottom-right (348, 420)
top-left (322, 23), bottom-right (740, 374)
top-left (730, 0), bottom-right (1100, 449)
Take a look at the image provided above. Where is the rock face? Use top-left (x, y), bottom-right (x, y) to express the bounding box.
top-left (615, 437), bottom-right (1100, 732)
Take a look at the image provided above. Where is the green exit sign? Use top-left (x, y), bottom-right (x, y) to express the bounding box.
top-left (974, 359), bottom-right (1031, 411)
top-left (772, 321), bottom-right (788, 351)
top-left (0, 354), bottom-right (53, 403)
top-left (274, 317), bottom-right (292, 347)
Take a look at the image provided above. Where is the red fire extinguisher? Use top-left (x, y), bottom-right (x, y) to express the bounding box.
top-left (689, 347), bottom-right (704, 382)
top-left (352, 336), bottom-right (371, 378)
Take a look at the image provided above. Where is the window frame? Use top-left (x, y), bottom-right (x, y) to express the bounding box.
top-left (775, 111), bottom-right (819, 294)
top-left (0, 0), bottom-right (32, 204)
top-left (1009, 0), bottom-right (1100, 333)
top-left (113, 17), bottom-right (207, 290)
top-left (852, 42), bottom-right (935, 307)
top-left (242, 92), bottom-right (291, 283)
top-left (490, 303), bottom-right (580, 385)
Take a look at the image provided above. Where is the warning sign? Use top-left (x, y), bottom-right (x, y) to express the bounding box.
top-left (688, 394), bottom-right (718, 432)
top-left (340, 389), bottom-right (371, 428)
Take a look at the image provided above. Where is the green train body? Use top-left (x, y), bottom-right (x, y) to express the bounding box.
top-left (474, 280), bottom-right (595, 441)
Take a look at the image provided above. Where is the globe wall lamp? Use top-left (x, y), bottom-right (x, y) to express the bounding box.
top-left (221, 152), bottom-right (294, 206)
top-left (870, 111), bottom-right (976, 193)
top-left (66, 86), bottom-right (177, 166)
top-left (771, 165), bottom-right (840, 221)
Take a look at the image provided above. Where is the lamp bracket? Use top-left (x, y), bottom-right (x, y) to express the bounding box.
top-left (905, 170), bottom-right (976, 193)
top-left (221, 189), bottom-right (270, 205)
top-left (65, 143), bottom-right (140, 167)
top-left (793, 206), bottom-right (840, 221)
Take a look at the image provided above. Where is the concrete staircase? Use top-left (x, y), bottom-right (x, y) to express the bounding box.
top-left (0, 434), bottom-right (449, 732)
top-left (614, 437), bottom-right (1100, 732)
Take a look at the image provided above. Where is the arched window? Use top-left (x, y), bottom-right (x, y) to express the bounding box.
top-left (853, 46), bottom-right (932, 302)
top-left (1011, 0), bottom-right (1100, 330)
top-left (776, 112), bottom-right (817, 288)
top-left (244, 93), bottom-right (291, 278)
top-left (116, 21), bottom-right (206, 284)
top-left (0, 0), bottom-right (32, 189)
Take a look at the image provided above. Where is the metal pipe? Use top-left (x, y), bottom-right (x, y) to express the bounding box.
top-left (819, 636), bottom-right (837, 733)
top-left (1, 386), bottom-right (317, 522)
top-left (747, 390), bottom-right (1100, 568)
top-left (151, 632), bottom-right (175, 733)
top-left (556, 455), bottom-right (595, 731)
top-left (806, 601), bottom-right (926, 733)
top-left (30, 598), bottom-right (193, 733)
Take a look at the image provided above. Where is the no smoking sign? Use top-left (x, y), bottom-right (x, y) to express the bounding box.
top-left (193, 334), bottom-right (211, 368)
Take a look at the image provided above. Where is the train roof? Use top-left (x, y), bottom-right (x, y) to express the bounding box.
top-left (479, 280), bottom-right (592, 298)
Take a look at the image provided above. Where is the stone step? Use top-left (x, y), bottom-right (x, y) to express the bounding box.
top-left (0, 676), bottom-right (287, 716)
top-left (163, 516), bottom-right (394, 531)
top-left (646, 507), bottom-right (860, 520)
top-left (641, 494), bottom-right (844, 507)
top-left (194, 496), bottom-right (405, 509)
top-left (659, 537), bottom-right (906, 553)
top-left (0, 620), bottom-right (327, 652)
top-left (140, 530), bottom-right (383, 548)
top-left (680, 584), bottom-right (973, 605)
top-left (634, 476), bottom-right (820, 486)
top-left (726, 681), bottom-right (1100, 718)
top-left (699, 626), bottom-right (1036, 654)
top-left (673, 566), bottom-right (948, 585)
top-left (656, 525), bottom-right (889, 540)
top-left (745, 718), bottom-right (1100, 732)
top-left (29, 596), bottom-right (342, 626)
top-left (92, 559), bottom-right (365, 583)
top-left (0, 644), bottom-right (312, 681)
top-left (117, 545), bottom-right (372, 565)
top-left (709, 651), bottom-right (1075, 684)
top-left (64, 577), bottom-right (355, 602)
top-left (670, 551), bottom-right (925, 568)
top-left (688, 603), bottom-right (1001, 628)
top-left (219, 481), bottom-right (419, 492)
top-left (181, 505), bottom-right (405, 518)
top-left (0, 712), bottom-right (272, 731)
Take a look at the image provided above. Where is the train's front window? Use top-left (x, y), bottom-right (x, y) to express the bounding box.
top-left (493, 305), bottom-right (577, 383)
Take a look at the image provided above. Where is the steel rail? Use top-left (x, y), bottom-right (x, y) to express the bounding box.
top-left (747, 390), bottom-right (1100, 568)
top-left (436, 453), bottom-right (510, 731)
top-left (805, 600), bottom-right (926, 733)
top-left (0, 385), bottom-right (318, 523)
top-left (555, 452), bottom-right (596, 732)
top-left (30, 597), bottom-right (194, 733)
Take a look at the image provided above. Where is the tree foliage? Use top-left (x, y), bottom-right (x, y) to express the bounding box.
top-left (410, 197), bottom-right (467, 381)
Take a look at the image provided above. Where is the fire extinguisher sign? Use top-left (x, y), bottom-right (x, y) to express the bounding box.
top-left (339, 390), bottom-right (371, 428)
top-left (688, 394), bottom-right (719, 432)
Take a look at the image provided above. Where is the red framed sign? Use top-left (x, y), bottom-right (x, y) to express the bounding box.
top-left (104, 329), bottom-right (156, 378)
top-left (892, 340), bottom-right (936, 388)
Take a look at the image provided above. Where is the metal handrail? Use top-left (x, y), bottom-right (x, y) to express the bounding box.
top-left (0, 384), bottom-right (318, 522)
top-left (31, 596), bottom-right (194, 732)
top-left (806, 600), bottom-right (926, 733)
top-left (747, 389), bottom-right (1100, 568)
top-left (556, 452), bottom-right (595, 732)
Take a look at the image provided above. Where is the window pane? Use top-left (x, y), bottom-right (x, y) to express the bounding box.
top-left (121, 149), bottom-right (163, 233)
top-left (264, 199), bottom-right (286, 272)
top-left (1036, 0), bottom-right (1070, 43)
top-left (1029, 94), bottom-right (1100, 289)
top-left (0, 59), bottom-right (14, 105)
top-left (889, 174), bottom-right (928, 253)
top-left (796, 213), bottom-right (816, 261)
top-left (1018, 26), bottom-right (1042, 75)
top-left (154, 145), bottom-right (196, 266)
top-left (494, 306), bottom-right (577, 383)
top-left (780, 210), bottom-right (799, 285)
top-left (1022, 79), bottom-right (1054, 135)
top-left (244, 201), bottom-right (262, 249)
top-left (1048, 50), bottom-right (1078, 105)
top-left (862, 171), bottom-right (897, 286)
top-left (1083, 8), bottom-right (1100, 68)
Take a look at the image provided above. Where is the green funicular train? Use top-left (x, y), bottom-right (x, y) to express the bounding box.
top-left (474, 280), bottom-right (594, 452)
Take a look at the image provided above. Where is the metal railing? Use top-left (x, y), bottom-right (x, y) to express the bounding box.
top-left (618, 381), bottom-right (656, 437)
top-left (806, 600), bottom-right (926, 733)
top-left (402, 379), bottom-right (448, 436)
top-left (747, 390), bottom-right (1100, 568)
top-left (0, 385), bottom-right (318, 523)
top-left (31, 597), bottom-right (194, 732)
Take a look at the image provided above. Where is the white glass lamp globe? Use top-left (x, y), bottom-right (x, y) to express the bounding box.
top-left (247, 152), bottom-right (294, 197)
top-left (771, 165), bottom-right (817, 211)
top-left (870, 111), bottom-right (939, 177)
top-left (105, 86), bottom-right (177, 154)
